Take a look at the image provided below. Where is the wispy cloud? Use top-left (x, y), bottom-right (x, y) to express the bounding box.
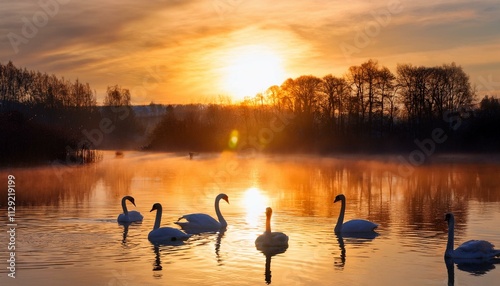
top-left (1, 0), bottom-right (499, 103)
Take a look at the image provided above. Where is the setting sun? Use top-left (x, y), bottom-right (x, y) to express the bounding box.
top-left (221, 45), bottom-right (286, 101)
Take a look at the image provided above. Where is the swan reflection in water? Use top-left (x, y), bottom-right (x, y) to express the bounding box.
top-left (150, 243), bottom-right (189, 278)
top-left (153, 245), bottom-right (162, 272)
top-left (121, 223), bottom-right (129, 244)
top-left (334, 232), bottom-right (379, 271)
top-left (215, 230), bottom-right (226, 265)
top-left (120, 222), bottom-right (142, 246)
top-left (150, 245), bottom-right (168, 279)
top-left (445, 257), bottom-right (500, 286)
top-left (258, 245), bottom-right (288, 284)
top-left (334, 234), bottom-right (346, 270)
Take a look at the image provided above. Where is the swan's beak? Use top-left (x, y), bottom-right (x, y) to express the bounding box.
top-left (150, 207), bottom-right (155, 212)
top-left (334, 198), bottom-right (340, 203)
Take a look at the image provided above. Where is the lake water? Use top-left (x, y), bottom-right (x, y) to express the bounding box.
top-left (1, 151), bottom-right (500, 286)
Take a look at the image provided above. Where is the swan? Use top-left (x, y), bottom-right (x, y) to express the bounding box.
top-left (445, 213), bottom-right (500, 259)
top-left (175, 193), bottom-right (229, 233)
top-left (148, 203), bottom-right (190, 244)
top-left (255, 207), bottom-right (289, 250)
top-left (334, 194), bottom-right (378, 234)
top-left (117, 196), bottom-right (144, 223)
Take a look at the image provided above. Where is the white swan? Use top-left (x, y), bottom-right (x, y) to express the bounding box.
top-left (445, 213), bottom-right (500, 259)
top-left (255, 207), bottom-right (289, 250)
top-left (175, 193), bottom-right (229, 233)
top-left (117, 196), bottom-right (144, 223)
top-left (148, 203), bottom-right (190, 244)
top-left (334, 194), bottom-right (378, 234)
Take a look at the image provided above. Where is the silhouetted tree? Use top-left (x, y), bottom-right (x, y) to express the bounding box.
top-left (0, 61), bottom-right (96, 108)
top-left (376, 66), bottom-right (396, 135)
top-left (104, 85), bottom-right (131, 106)
top-left (321, 75), bottom-right (351, 134)
top-left (396, 63), bottom-right (476, 138)
top-left (396, 64), bottom-right (432, 136)
top-left (100, 85), bottom-right (143, 148)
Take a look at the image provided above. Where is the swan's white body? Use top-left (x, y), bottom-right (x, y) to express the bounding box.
top-left (334, 194), bottom-right (378, 234)
top-left (117, 196), bottom-right (143, 223)
top-left (175, 193), bottom-right (229, 233)
top-left (255, 207), bottom-right (289, 249)
top-left (445, 213), bottom-right (500, 259)
top-left (148, 203), bottom-right (190, 244)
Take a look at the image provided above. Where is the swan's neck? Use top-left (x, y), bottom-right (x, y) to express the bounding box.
top-left (445, 217), bottom-right (455, 257)
top-left (265, 212), bottom-right (271, 233)
top-left (153, 206), bottom-right (162, 230)
top-left (121, 197), bottom-right (128, 216)
top-left (335, 198), bottom-right (346, 233)
top-left (215, 196), bottom-right (227, 227)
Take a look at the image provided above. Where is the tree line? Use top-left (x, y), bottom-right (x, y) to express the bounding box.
top-left (0, 61), bottom-right (142, 165)
top-left (0, 61), bottom-right (96, 108)
top-left (148, 59), bottom-right (500, 153)
top-left (258, 60), bottom-right (475, 138)
top-left (1, 59), bottom-right (499, 165)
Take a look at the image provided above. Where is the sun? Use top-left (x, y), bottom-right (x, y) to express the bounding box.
top-left (221, 45), bottom-right (286, 101)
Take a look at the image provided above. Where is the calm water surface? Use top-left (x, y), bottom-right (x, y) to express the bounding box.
top-left (1, 152), bottom-right (500, 285)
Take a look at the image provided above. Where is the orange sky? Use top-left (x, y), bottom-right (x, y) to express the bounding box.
top-left (1, 0), bottom-right (499, 104)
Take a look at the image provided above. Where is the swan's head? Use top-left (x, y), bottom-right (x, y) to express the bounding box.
top-left (445, 213), bottom-right (454, 223)
top-left (124, 196), bottom-right (137, 207)
top-left (150, 203), bottom-right (162, 212)
top-left (266, 207), bottom-right (272, 217)
top-left (218, 193), bottom-right (229, 204)
top-left (334, 194), bottom-right (345, 203)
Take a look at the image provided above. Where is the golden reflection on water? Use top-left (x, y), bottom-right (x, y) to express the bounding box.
top-left (243, 187), bottom-right (268, 227)
top-left (1, 152), bottom-right (500, 238)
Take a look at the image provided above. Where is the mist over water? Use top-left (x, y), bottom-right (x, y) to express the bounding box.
top-left (0, 151), bottom-right (499, 285)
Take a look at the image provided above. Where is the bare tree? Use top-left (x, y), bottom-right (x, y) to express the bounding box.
top-left (321, 74), bottom-right (351, 133)
top-left (396, 64), bottom-right (432, 135)
top-left (361, 60), bottom-right (380, 133)
top-left (376, 66), bottom-right (396, 135)
top-left (105, 85), bottom-right (131, 106)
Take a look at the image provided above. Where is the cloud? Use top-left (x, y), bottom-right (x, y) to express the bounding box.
top-left (1, 0), bottom-right (499, 103)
